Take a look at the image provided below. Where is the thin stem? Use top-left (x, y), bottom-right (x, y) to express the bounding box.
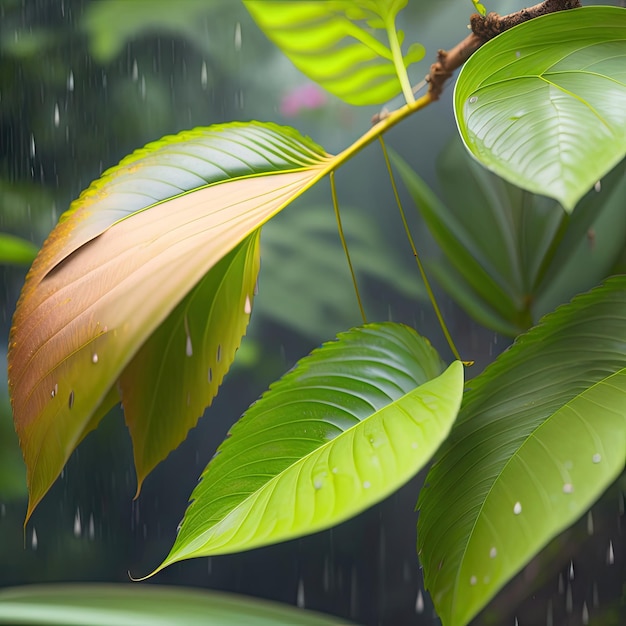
top-left (331, 171), bottom-right (367, 324)
top-left (378, 136), bottom-right (468, 364)
top-left (385, 16), bottom-right (415, 105)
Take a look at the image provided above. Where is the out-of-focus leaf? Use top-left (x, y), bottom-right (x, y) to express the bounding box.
top-left (391, 141), bottom-right (626, 336)
top-left (418, 277), bottom-right (626, 626)
top-left (8, 121), bottom-right (332, 521)
top-left (0, 584), bottom-right (355, 626)
top-left (455, 7), bottom-right (626, 211)
top-left (147, 323), bottom-right (463, 575)
top-left (0, 234), bottom-right (38, 266)
top-left (259, 205), bottom-right (423, 339)
top-left (245, 0), bottom-right (424, 105)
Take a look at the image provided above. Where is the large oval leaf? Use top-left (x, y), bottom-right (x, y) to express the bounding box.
top-left (454, 6), bottom-right (626, 211)
top-left (146, 323), bottom-right (463, 576)
top-left (417, 276), bottom-right (626, 626)
top-left (0, 584), bottom-right (354, 626)
top-left (244, 0), bottom-right (424, 105)
top-left (9, 121), bottom-right (332, 520)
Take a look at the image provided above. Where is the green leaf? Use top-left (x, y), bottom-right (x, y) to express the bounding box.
top-left (8, 121), bottom-right (332, 521)
top-left (391, 141), bottom-right (626, 335)
top-left (454, 6), bottom-right (626, 211)
top-left (0, 584), bottom-right (355, 626)
top-left (0, 233), bottom-right (38, 266)
top-left (417, 276), bottom-right (626, 626)
top-left (244, 0), bottom-right (424, 105)
top-left (147, 323), bottom-right (463, 575)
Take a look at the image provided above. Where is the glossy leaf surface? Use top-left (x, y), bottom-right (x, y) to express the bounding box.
top-left (149, 323), bottom-right (463, 574)
top-left (244, 0), bottom-right (424, 105)
top-left (418, 277), bottom-right (626, 626)
top-left (392, 143), bottom-right (626, 335)
top-left (455, 7), bottom-right (626, 211)
top-left (9, 121), bottom-right (332, 520)
top-left (0, 584), bottom-right (354, 626)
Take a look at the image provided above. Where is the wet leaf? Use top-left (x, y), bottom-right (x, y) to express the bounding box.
top-left (148, 323), bottom-right (463, 575)
top-left (9, 121), bottom-right (332, 520)
top-left (245, 0), bottom-right (424, 105)
top-left (0, 584), bottom-right (355, 626)
top-left (418, 277), bottom-right (626, 626)
top-left (455, 6), bottom-right (626, 211)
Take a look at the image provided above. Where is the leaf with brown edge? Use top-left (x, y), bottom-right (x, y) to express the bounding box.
top-left (8, 121), bottom-right (332, 522)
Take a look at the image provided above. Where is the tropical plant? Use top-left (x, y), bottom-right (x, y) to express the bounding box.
top-left (5, 1), bottom-right (626, 625)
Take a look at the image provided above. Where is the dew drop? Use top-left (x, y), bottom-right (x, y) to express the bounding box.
top-left (92, 353), bottom-right (99, 364)
top-left (51, 383), bottom-right (58, 398)
top-left (244, 294), bottom-right (252, 315)
top-left (563, 483), bottom-right (574, 494)
top-left (67, 71), bottom-right (74, 91)
top-left (513, 501), bottom-right (522, 515)
top-left (607, 540), bottom-right (614, 565)
top-left (415, 589), bottom-right (424, 614)
top-left (515, 50), bottom-right (521, 59)
top-left (200, 61), bottom-right (208, 88)
top-left (489, 546), bottom-right (497, 559)
top-left (73, 509), bottom-right (81, 537)
top-left (313, 477), bottom-right (323, 490)
top-left (53, 103), bottom-right (60, 127)
top-left (31, 528), bottom-right (38, 550)
top-left (469, 575), bottom-right (477, 586)
top-left (469, 96), bottom-right (478, 104)
top-left (362, 480), bottom-right (371, 489)
top-left (296, 578), bottom-right (305, 608)
top-left (68, 390), bottom-right (74, 409)
top-left (234, 22), bottom-right (242, 51)
top-left (594, 180), bottom-right (602, 192)
top-left (592, 453), bottom-right (601, 464)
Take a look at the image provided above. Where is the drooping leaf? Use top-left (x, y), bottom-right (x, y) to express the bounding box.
top-left (391, 142), bottom-right (626, 335)
top-left (417, 276), bottom-right (626, 626)
top-left (0, 233), bottom-right (38, 266)
top-left (0, 584), bottom-right (355, 626)
top-left (9, 121), bottom-right (333, 521)
top-left (244, 0), bottom-right (425, 105)
top-left (454, 6), bottom-right (626, 211)
top-left (147, 323), bottom-right (463, 575)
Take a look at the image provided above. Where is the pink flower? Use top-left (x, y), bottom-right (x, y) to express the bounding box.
top-left (280, 83), bottom-right (327, 117)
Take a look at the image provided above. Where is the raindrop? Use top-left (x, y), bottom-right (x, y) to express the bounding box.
top-left (88, 513), bottom-right (95, 540)
top-left (296, 578), bottom-right (305, 608)
top-left (563, 483), bottom-right (573, 494)
top-left (489, 546), bottom-right (497, 559)
top-left (469, 96), bottom-right (478, 104)
top-left (68, 390), bottom-right (75, 409)
top-left (53, 103), bottom-right (60, 128)
top-left (607, 540), bottom-right (614, 565)
top-left (184, 316), bottom-right (193, 356)
top-left (31, 528), bottom-right (38, 550)
top-left (67, 71), bottom-right (74, 92)
top-left (92, 353), bottom-right (99, 364)
top-left (208, 367), bottom-right (213, 383)
top-left (469, 575), bottom-right (477, 586)
top-left (216, 345), bottom-right (222, 362)
top-left (362, 480), bottom-right (371, 489)
top-left (586, 511), bottom-right (594, 535)
top-left (313, 477), bottom-right (323, 490)
top-left (513, 501), bottom-right (522, 515)
top-left (244, 294), bottom-right (252, 315)
top-left (568, 560), bottom-right (574, 580)
top-left (594, 180), bottom-right (601, 192)
top-left (415, 589), bottom-right (424, 614)
top-left (51, 383), bottom-right (58, 398)
top-left (132, 59), bottom-right (139, 81)
top-left (514, 618), bottom-right (518, 626)
top-left (565, 582), bottom-right (573, 613)
top-left (515, 50), bottom-right (521, 58)
top-left (592, 453), bottom-right (601, 464)
top-left (234, 22), bottom-right (242, 51)
top-left (30, 134), bottom-right (36, 158)
top-left (73, 509), bottom-right (81, 537)
top-left (582, 601), bottom-right (589, 625)
top-left (200, 61), bottom-right (208, 88)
